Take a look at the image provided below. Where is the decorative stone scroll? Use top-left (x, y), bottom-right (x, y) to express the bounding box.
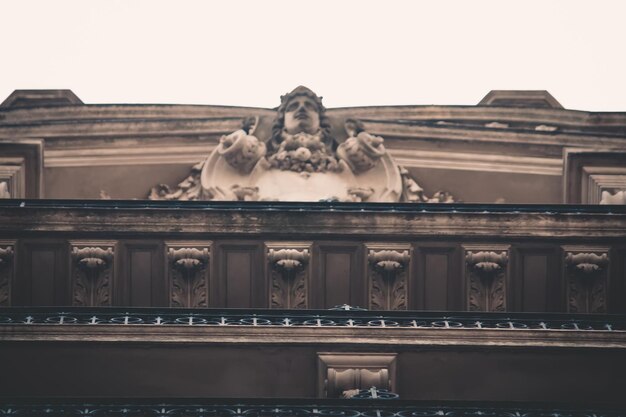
top-left (464, 245), bottom-right (510, 312)
top-left (563, 246), bottom-right (610, 313)
top-left (166, 242), bottom-right (211, 308)
top-left (149, 86), bottom-right (454, 203)
top-left (266, 242), bottom-right (312, 309)
top-left (317, 353), bottom-right (396, 398)
top-left (0, 241), bottom-right (15, 306)
top-left (366, 244), bottom-right (411, 310)
top-left (70, 241), bottom-right (115, 306)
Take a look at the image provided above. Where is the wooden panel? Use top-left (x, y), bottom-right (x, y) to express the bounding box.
top-left (120, 242), bottom-right (164, 307)
top-left (216, 243), bottom-right (263, 308)
top-left (415, 246), bottom-right (460, 310)
top-left (316, 244), bottom-right (362, 309)
top-left (513, 248), bottom-right (560, 312)
top-left (19, 241), bottom-right (68, 306)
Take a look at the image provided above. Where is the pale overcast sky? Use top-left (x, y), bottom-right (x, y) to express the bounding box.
top-left (1, 0), bottom-right (625, 111)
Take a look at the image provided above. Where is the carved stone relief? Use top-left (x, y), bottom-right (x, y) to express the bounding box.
top-left (464, 245), bottom-right (509, 312)
top-left (600, 189), bottom-right (626, 205)
top-left (149, 86), bottom-right (454, 203)
top-left (166, 242), bottom-right (211, 308)
top-left (70, 242), bottom-right (115, 307)
top-left (266, 242), bottom-right (312, 309)
top-left (367, 244), bottom-right (411, 310)
top-left (563, 246), bottom-right (610, 313)
top-left (317, 353), bottom-right (396, 398)
top-left (0, 241), bottom-right (15, 306)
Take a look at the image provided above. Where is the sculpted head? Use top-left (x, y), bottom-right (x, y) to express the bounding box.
top-left (269, 86), bottom-right (334, 153)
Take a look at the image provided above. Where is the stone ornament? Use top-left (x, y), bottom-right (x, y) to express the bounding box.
top-left (71, 243), bottom-right (115, 307)
top-left (600, 189), bottom-right (626, 205)
top-left (564, 247), bottom-right (609, 313)
top-left (267, 244), bottom-right (312, 309)
top-left (149, 86), bottom-right (454, 203)
top-left (167, 244), bottom-right (211, 308)
top-left (367, 246), bottom-right (411, 310)
top-left (464, 246), bottom-right (509, 312)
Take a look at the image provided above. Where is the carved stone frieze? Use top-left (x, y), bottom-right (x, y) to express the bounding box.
top-left (70, 242), bottom-right (115, 307)
top-left (266, 242), bottom-right (312, 309)
top-left (166, 242), bottom-right (211, 308)
top-left (367, 244), bottom-right (411, 310)
top-left (563, 246), bottom-right (610, 313)
top-left (464, 245), bottom-right (510, 312)
top-left (0, 241), bottom-right (15, 306)
top-left (317, 353), bottom-right (396, 398)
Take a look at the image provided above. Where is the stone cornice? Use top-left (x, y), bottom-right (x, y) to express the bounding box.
top-left (0, 202), bottom-right (625, 238)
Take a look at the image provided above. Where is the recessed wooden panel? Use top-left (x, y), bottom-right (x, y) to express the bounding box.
top-left (19, 241), bottom-right (68, 306)
top-left (514, 247), bottom-right (560, 312)
top-left (120, 242), bottom-right (164, 307)
top-left (217, 244), bottom-right (263, 308)
top-left (316, 245), bottom-right (361, 309)
top-left (415, 246), bottom-right (460, 310)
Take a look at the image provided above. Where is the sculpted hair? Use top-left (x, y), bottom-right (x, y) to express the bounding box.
top-left (268, 86), bottom-right (334, 154)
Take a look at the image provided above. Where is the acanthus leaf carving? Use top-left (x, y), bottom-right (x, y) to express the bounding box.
top-left (267, 245), bottom-right (311, 309)
top-left (0, 244), bottom-right (15, 306)
top-left (71, 244), bottom-right (115, 307)
top-left (564, 248), bottom-right (609, 313)
top-left (167, 245), bottom-right (211, 308)
top-left (367, 246), bottom-right (411, 310)
top-left (464, 247), bottom-right (509, 312)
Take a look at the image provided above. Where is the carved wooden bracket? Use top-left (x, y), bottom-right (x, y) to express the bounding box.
top-left (266, 243), bottom-right (312, 309)
top-left (70, 242), bottom-right (115, 307)
top-left (166, 242), bottom-right (211, 308)
top-left (317, 353), bottom-right (396, 398)
top-left (0, 241), bottom-right (15, 306)
top-left (464, 245), bottom-right (510, 312)
top-left (563, 246), bottom-right (610, 313)
top-left (367, 244), bottom-right (411, 310)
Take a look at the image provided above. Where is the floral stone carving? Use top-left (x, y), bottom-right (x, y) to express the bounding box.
top-left (367, 246), bottom-right (411, 310)
top-left (0, 244), bottom-right (15, 306)
top-left (71, 244), bottom-right (115, 306)
top-left (464, 246), bottom-right (509, 312)
top-left (267, 245), bottom-right (311, 309)
top-left (167, 245), bottom-right (211, 308)
top-left (564, 248), bottom-right (609, 313)
top-left (149, 86), bottom-right (454, 203)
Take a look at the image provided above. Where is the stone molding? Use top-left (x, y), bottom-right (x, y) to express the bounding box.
top-left (166, 242), bottom-right (211, 308)
top-left (564, 149), bottom-right (626, 204)
top-left (366, 244), bottom-right (411, 310)
top-left (70, 241), bottom-right (116, 307)
top-left (562, 246), bottom-right (610, 313)
top-left (0, 139), bottom-right (44, 198)
top-left (463, 244), bottom-right (510, 312)
top-left (266, 242), bottom-right (312, 309)
top-left (317, 353), bottom-right (396, 398)
top-left (0, 240), bottom-right (15, 306)
top-left (478, 90), bottom-right (563, 109)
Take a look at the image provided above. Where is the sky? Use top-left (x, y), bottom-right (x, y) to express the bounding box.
top-left (1, 0), bottom-right (625, 111)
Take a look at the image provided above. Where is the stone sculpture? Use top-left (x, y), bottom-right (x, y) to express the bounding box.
top-left (150, 86), bottom-right (453, 203)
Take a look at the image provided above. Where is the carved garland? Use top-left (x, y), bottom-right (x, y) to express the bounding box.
top-left (367, 247), bottom-right (411, 310)
top-left (465, 247), bottom-right (509, 312)
top-left (267, 246), bottom-right (311, 309)
top-left (0, 244), bottom-right (15, 306)
top-left (71, 244), bottom-right (115, 307)
top-left (564, 248), bottom-right (609, 313)
top-left (167, 245), bottom-right (211, 308)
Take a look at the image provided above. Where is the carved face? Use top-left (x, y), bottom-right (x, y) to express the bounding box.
top-left (283, 96), bottom-right (321, 135)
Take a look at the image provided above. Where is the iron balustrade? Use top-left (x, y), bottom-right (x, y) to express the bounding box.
top-left (0, 307), bottom-right (624, 332)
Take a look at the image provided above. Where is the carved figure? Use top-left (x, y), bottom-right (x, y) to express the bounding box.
top-left (150, 86), bottom-right (454, 203)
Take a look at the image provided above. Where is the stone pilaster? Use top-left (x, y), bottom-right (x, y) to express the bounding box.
top-left (166, 242), bottom-right (211, 308)
top-left (366, 244), bottom-right (411, 310)
top-left (464, 244), bottom-right (510, 312)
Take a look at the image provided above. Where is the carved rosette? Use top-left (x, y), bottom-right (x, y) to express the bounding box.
top-left (266, 243), bottom-right (312, 309)
top-left (0, 242), bottom-right (15, 306)
top-left (367, 245), bottom-right (411, 310)
top-left (71, 242), bottom-right (115, 306)
top-left (464, 245), bottom-right (509, 312)
top-left (166, 242), bottom-right (211, 308)
top-left (563, 246), bottom-right (610, 313)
